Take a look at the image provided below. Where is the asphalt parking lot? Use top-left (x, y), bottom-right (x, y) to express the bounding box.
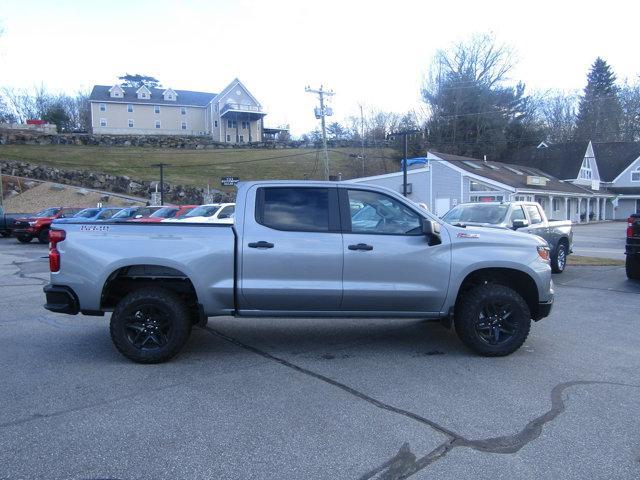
top-left (1, 237), bottom-right (639, 480)
top-left (571, 221), bottom-right (627, 260)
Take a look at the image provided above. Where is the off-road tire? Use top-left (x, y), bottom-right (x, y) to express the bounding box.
top-left (626, 255), bottom-right (640, 280)
top-left (110, 287), bottom-right (192, 364)
top-left (551, 242), bottom-right (567, 273)
top-left (455, 283), bottom-right (531, 357)
top-left (16, 235), bottom-right (32, 243)
top-left (37, 228), bottom-right (50, 244)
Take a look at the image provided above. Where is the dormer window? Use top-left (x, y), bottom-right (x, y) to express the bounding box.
top-left (109, 85), bottom-right (124, 98)
top-left (136, 85), bottom-right (151, 100)
top-left (632, 166), bottom-right (640, 182)
top-left (163, 88), bottom-right (177, 101)
top-left (579, 156), bottom-right (594, 180)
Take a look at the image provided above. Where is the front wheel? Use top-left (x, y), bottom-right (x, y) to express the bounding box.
top-left (16, 235), bottom-right (32, 243)
top-left (627, 255), bottom-right (640, 280)
top-left (110, 287), bottom-right (192, 363)
top-left (38, 228), bottom-right (50, 244)
top-left (551, 243), bottom-right (567, 273)
top-left (455, 284), bottom-right (531, 357)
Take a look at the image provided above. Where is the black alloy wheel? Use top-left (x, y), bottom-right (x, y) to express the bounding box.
top-left (124, 305), bottom-right (173, 350)
top-left (474, 301), bottom-right (518, 345)
top-left (110, 287), bottom-right (192, 363)
top-left (455, 283), bottom-right (531, 357)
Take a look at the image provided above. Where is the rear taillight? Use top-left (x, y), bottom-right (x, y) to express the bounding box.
top-left (628, 217), bottom-right (634, 238)
top-left (49, 229), bottom-right (66, 272)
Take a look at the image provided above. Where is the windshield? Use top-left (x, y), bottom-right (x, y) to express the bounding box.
top-left (443, 204), bottom-right (510, 225)
top-left (184, 205), bottom-right (220, 218)
top-left (96, 209), bottom-right (119, 219)
top-left (35, 208), bottom-right (61, 218)
top-left (111, 208), bottom-right (136, 219)
top-left (150, 207), bottom-right (179, 218)
top-left (174, 207), bottom-right (196, 218)
top-left (73, 208), bottom-right (101, 218)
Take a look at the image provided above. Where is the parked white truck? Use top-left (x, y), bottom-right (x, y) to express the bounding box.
top-left (443, 201), bottom-right (573, 273)
top-left (43, 181), bottom-right (554, 363)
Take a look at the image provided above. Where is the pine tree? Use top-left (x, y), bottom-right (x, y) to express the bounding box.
top-left (574, 58), bottom-right (622, 142)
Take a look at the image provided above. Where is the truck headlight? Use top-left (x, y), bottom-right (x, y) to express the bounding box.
top-left (537, 245), bottom-right (550, 262)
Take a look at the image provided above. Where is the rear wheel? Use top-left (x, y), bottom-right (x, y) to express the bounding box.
top-left (38, 228), bottom-right (50, 244)
top-left (110, 288), bottom-right (192, 363)
top-left (551, 242), bottom-right (567, 273)
top-left (455, 284), bottom-right (531, 357)
top-left (626, 255), bottom-right (640, 280)
top-left (16, 235), bottom-right (32, 243)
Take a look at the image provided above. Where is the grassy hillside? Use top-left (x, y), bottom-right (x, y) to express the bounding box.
top-left (0, 144), bottom-right (400, 191)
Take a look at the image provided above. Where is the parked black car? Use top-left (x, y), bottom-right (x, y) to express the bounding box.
top-left (0, 206), bottom-right (32, 237)
top-left (626, 214), bottom-right (640, 280)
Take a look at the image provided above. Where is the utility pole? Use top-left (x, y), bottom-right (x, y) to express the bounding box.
top-left (151, 163), bottom-right (170, 205)
top-left (305, 85), bottom-right (335, 180)
top-left (360, 104), bottom-right (365, 176)
top-left (387, 130), bottom-right (421, 197)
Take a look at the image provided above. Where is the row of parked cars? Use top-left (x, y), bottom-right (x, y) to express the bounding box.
top-left (0, 203), bottom-right (235, 244)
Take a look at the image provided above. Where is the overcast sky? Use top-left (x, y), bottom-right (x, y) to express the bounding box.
top-left (0, 0), bottom-right (638, 135)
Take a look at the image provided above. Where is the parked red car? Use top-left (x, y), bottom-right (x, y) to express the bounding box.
top-left (13, 207), bottom-right (83, 244)
top-left (129, 205), bottom-right (197, 222)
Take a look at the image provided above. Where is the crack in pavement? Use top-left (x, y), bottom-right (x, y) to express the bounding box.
top-left (10, 259), bottom-right (48, 286)
top-left (0, 381), bottom-right (190, 429)
top-left (203, 327), bottom-right (640, 480)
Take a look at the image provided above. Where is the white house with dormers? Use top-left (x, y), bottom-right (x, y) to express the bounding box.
top-left (510, 141), bottom-right (640, 219)
top-left (89, 78), bottom-right (267, 143)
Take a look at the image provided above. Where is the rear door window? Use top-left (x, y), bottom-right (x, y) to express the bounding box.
top-left (509, 206), bottom-right (526, 223)
top-left (524, 205), bottom-right (543, 224)
top-left (256, 187), bottom-right (338, 232)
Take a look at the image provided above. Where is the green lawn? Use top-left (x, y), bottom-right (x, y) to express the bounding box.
top-left (0, 144), bottom-right (399, 191)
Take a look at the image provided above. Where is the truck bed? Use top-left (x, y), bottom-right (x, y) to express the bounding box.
top-left (51, 222), bottom-right (236, 315)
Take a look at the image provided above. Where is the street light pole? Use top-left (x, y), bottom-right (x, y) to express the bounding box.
top-left (387, 130), bottom-right (421, 197)
top-left (151, 163), bottom-right (170, 205)
top-left (0, 163), bottom-right (4, 208)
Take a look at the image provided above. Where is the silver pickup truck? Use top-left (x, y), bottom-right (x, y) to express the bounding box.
top-left (443, 201), bottom-right (573, 273)
top-left (43, 181), bottom-right (554, 363)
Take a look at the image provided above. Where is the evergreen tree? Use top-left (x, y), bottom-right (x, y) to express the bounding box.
top-left (118, 74), bottom-right (162, 89)
top-left (574, 58), bottom-right (622, 142)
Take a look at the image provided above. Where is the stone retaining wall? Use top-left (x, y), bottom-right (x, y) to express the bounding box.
top-left (0, 129), bottom-right (295, 150)
top-left (0, 160), bottom-right (233, 204)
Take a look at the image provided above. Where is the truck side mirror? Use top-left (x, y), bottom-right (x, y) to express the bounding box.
top-left (421, 218), bottom-right (442, 245)
top-left (512, 219), bottom-right (529, 230)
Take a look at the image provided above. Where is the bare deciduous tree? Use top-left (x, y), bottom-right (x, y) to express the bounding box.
top-left (534, 90), bottom-right (579, 144)
top-left (620, 79), bottom-right (640, 142)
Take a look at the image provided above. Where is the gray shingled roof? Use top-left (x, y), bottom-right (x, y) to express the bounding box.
top-left (89, 85), bottom-right (217, 107)
top-left (431, 151), bottom-right (592, 195)
top-left (507, 141), bottom-right (640, 182)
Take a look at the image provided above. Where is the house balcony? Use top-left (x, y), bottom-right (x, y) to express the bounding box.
top-left (220, 102), bottom-right (266, 118)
